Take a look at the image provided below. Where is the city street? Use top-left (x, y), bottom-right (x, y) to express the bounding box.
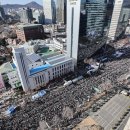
top-left (1, 47), bottom-right (130, 129)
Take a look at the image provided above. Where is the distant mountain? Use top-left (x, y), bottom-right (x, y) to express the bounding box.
top-left (25, 1), bottom-right (43, 9)
top-left (2, 1), bottom-right (43, 12)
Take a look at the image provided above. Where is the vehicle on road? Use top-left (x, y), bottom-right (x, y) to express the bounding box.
top-left (120, 90), bottom-right (128, 96)
top-left (86, 63), bottom-right (100, 75)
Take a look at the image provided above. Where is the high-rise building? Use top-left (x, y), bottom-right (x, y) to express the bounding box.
top-left (19, 7), bottom-right (33, 23)
top-left (67, 0), bottom-right (81, 65)
top-left (43, 0), bottom-right (56, 24)
top-left (86, 0), bottom-right (107, 37)
top-left (108, 0), bottom-right (124, 40)
top-left (67, 0), bottom-right (129, 63)
top-left (56, 0), bottom-right (66, 24)
top-left (80, 0), bottom-right (112, 38)
top-left (33, 9), bottom-right (45, 24)
top-left (114, 6), bottom-right (130, 40)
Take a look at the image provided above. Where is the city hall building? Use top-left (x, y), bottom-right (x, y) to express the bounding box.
top-left (12, 47), bottom-right (74, 92)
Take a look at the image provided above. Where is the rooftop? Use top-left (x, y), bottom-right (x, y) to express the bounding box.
top-left (27, 53), bottom-right (41, 63)
top-left (29, 54), bottom-right (72, 75)
top-left (17, 24), bottom-right (42, 29)
top-left (46, 54), bottom-right (72, 66)
top-left (36, 46), bottom-right (59, 57)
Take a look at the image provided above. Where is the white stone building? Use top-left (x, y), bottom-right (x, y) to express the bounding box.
top-left (12, 47), bottom-right (74, 92)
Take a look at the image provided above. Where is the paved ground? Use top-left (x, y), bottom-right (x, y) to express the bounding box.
top-left (91, 94), bottom-right (130, 130)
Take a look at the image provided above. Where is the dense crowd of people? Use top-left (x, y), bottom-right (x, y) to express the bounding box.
top-left (1, 47), bottom-right (130, 130)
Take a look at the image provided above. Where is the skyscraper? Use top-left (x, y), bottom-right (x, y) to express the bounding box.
top-left (19, 7), bottom-right (33, 23)
top-left (108, 0), bottom-right (124, 40)
top-left (33, 9), bottom-right (45, 24)
top-left (43, 0), bottom-right (56, 24)
top-left (80, 0), bottom-right (111, 38)
top-left (56, 0), bottom-right (66, 24)
top-left (67, 0), bottom-right (81, 65)
top-left (67, 0), bottom-right (129, 64)
top-left (115, 6), bottom-right (130, 40)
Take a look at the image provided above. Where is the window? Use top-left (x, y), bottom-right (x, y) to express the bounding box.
top-left (35, 77), bottom-right (37, 85)
top-left (42, 75), bottom-right (44, 81)
top-left (40, 76), bottom-right (42, 83)
top-left (37, 76), bottom-right (40, 84)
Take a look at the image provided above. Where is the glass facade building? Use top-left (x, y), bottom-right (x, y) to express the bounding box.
top-left (78, 0), bottom-right (130, 60)
top-left (115, 5), bottom-right (130, 40)
top-left (80, 0), bottom-right (114, 38)
top-left (85, 0), bottom-right (107, 37)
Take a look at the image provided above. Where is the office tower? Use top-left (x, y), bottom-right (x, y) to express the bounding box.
top-left (79, 0), bottom-right (126, 58)
top-left (114, 6), bottom-right (130, 40)
top-left (86, 0), bottom-right (107, 37)
top-left (56, 0), bottom-right (66, 24)
top-left (67, 0), bottom-right (81, 65)
top-left (108, 0), bottom-right (124, 40)
top-left (39, 12), bottom-right (45, 24)
top-left (43, 0), bottom-right (56, 24)
top-left (33, 9), bottom-right (45, 24)
top-left (79, 0), bottom-right (109, 38)
top-left (19, 7), bottom-right (33, 23)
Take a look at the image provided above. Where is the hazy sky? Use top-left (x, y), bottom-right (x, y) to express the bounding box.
top-left (1, 0), bottom-right (43, 5)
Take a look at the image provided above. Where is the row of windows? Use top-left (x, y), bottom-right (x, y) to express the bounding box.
top-left (53, 67), bottom-right (72, 77)
top-left (52, 62), bottom-right (72, 72)
top-left (11, 80), bottom-right (19, 84)
top-left (10, 76), bottom-right (17, 79)
top-left (34, 75), bottom-right (44, 85)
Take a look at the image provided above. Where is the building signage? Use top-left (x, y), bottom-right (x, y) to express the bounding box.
top-left (69, 0), bottom-right (78, 5)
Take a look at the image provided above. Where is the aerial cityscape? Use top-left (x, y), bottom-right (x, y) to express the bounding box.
top-left (1, 0), bottom-right (130, 130)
